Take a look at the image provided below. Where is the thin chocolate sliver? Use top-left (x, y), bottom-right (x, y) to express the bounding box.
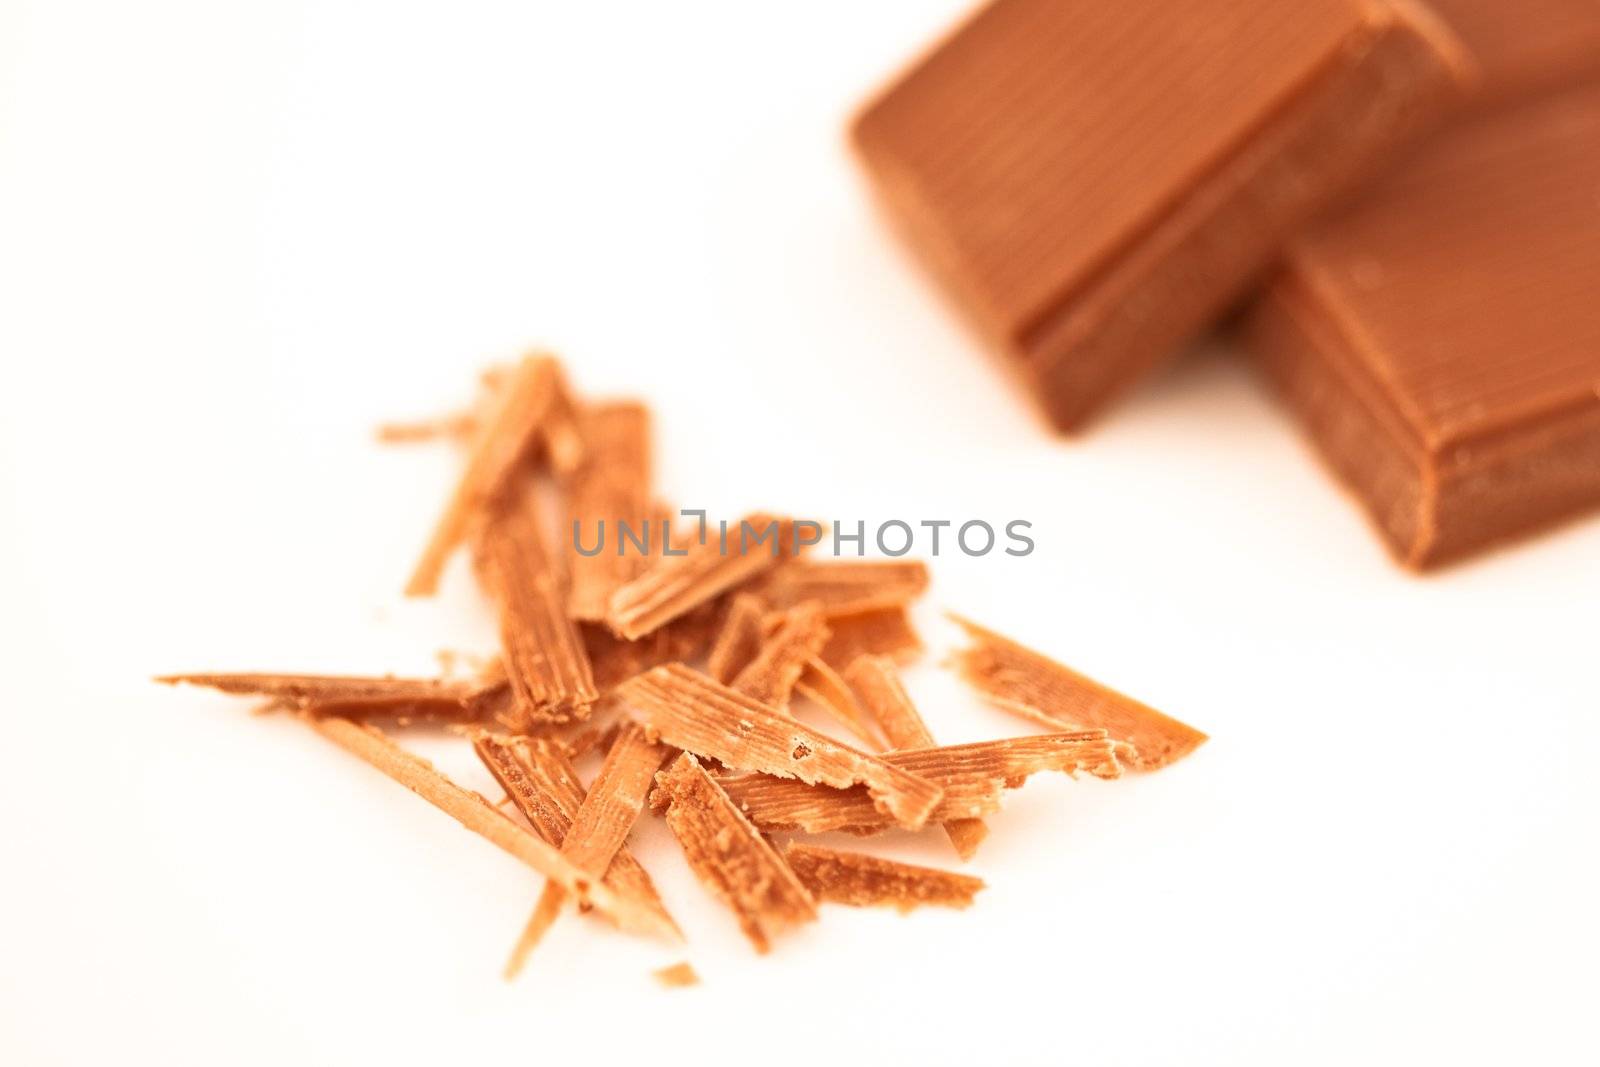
top-left (717, 731), bottom-right (1120, 836)
top-left (853, 0), bottom-right (1471, 431)
top-left (309, 717), bottom-right (674, 939)
top-left (606, 514), bottom-right (798, 640)
top-left (652, 753), bottom-right (818, 953)
top-left (845, 655), bottom-right (989, 860)
top-left (783, 843), bottom-right (984, 912)
top-left (566, 402), bottom-right (653, 621)
top-left (729, 601), bottom-right (831, 709)
top-left (405, 354), bottom-right (564, 596)
top-left (154, 672), bottom-right (498, 722)
top-left (949, 617), bottom-right (1206, 772)
top-left (617, 664), bottom-right (945, 831)
top-left (471, 481), bottom-right (597, 725)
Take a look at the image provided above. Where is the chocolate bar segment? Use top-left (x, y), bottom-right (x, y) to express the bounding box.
top-left (1429, 0), bottom-right (1600, 107)
top-left (1245, 84), bottom-right (1600, 568)
top-left (853, 0), bottom-right (1471, 431)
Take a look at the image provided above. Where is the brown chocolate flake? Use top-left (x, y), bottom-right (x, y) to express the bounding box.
top-left (750, 560), bottom-right (930, 617)
top-left (845, 655), bottom-right (989, 860)
top-left (783, 843), bottom-right (984, 912)
top-left (306, 716), bottom-right (673, 938)
top-left (491, 724), bottom-right (673, 977)
top-left (566, 403), bottom-right (653, 621)
top-left (651, 753), bottom-right (818, 953)
top-left (717, 731), bottom-right (1119, 835)
top-left (562, 723), bottom-right (671, 879)
top-left (471, 482), bottom-right (597, 725)
top-left (818, 607), bottom-right (923, 671)
top-left (471, 731), bottom-right (670, 919)
top-left (793, 656), bottom-right (880, 748)
top-left (375, 412), bottom-right (477, 444)
top-left (617, 664), bottom-right (944, 830)
top-left (949, 616), bottom-right (1206, 771)
top-left (406, 354), bottom-right (567, 596)
top-left (155, 672), bottom-right (498, 722)
top-left (705, 593), bottom-right (768, 685)
top-left (503, 884), bottom-right (566, 980)
top-left (652, 961), bottom-right (701, 988)
top-left (605, 514), bottom-right (798, 640)
top-left (729, 601), bottom-right (831, 708)
top-left (583, 603), bottom-right (720, 692)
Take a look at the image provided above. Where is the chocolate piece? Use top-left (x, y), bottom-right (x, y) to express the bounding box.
top-left (1429, 0), bottom-right (1600, 107)
top-left (749, 560), bottom-right (929, 617)
top-left (853, 0), bottom-right (1471, 431)
top-left (617, 663), bottom-right (945, 830)
top-left (405, 355), bottom-right (566, 595)
top-left (1245, 85), bottom-right (1600, 568)
top-left (729, 602), bottom-right (831, 708)
top-left (652, 961), bottom-right (701, 988)
top-left (651, 753), bottom-right (818, 953)
top-left (307, 717), bottom-right (675, 939)
top-left (606, 514), bottom-right (797, 639)
top-left (817, 607), bottom-right (922, 671)
top-left (472, 480), bottom-right (598, 725)
top-left (950, 617), bottom-right (1206, 771)
top-left (783, 843), bottom-right (984, 912)
top-left (716, 731), bottom-right (1120, 836)
top-left (565, 402), bottom-right (653, 621)
top-left (154, 671), bottom-right (500, 722)
top-left (845, 656), bottom-right (989, 860)
top-left (705, 593), bottom-right (768, 685)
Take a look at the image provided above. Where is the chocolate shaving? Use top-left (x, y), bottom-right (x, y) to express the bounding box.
top-left (306, 716), bottom-right (673, 938)
top-left (818, 607), bottom-right (923, 671)
top-left (793, 656), bottom-right (880, 748)
top-left (651, 753), bottom-right (818, 953)
top-left (752, 560), bottom-right (929, 617)
top-left (606, 514), bottom-right (798, 640)
top-left (783, 843), bottom-right (984, 911)
top-left (471, 481), bottom-right (597, 725)
top-left (406, 355), bottom-right (565, 596)
top-left (375, 412), bottom-right (477, 444)
top-left (845, 655), bottom-right (989, 860)
top-left (705, 593), bottom-right (768, 685)
top-left (652, 961), bottom-right (701, 988)
top-left (583, 604), bottom-right (720, 692)
top-left (490, 723), bottom-right (674, 974)
top-left (155, 672), bottom-right (499, 722)
top-left (716, 731), bottom-right (1119, 835)
top-left (949, 616), bottom-right (1206, 771)
top-left (566, 402), bottom-right (653, 621)
top-left (472, 730), bottom-right (676, 971)
top-left (562, 722), bottom-right (671, 879)
top-left (729, 601), bottom-right (831, 708)
top-left (471, 731), bottom-right (670, 916)
top-left (618, 664), bottom-right (945, 831)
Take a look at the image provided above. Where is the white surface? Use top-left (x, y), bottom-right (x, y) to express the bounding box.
top-left (2, 2), bottom-right (1597, 1064)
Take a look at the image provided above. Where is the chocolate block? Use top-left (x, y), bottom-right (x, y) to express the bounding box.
top-left (1429, 0), bottom-right (1600, 106)
top-left (853, 0), bottom-right (1472, 432)
top-left (1246, 84), bottom-right (1600, 568)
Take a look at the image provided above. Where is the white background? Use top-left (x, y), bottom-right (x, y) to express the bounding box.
top-left (2, 2), bottom-right (1597, 1064)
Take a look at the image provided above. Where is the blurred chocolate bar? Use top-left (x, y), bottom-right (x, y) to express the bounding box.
top-left (1427, 0), bottom-right (1600, 107)
top-left (854, 0), bottom-right (1472, 431)
top-left (1246, 83), bottom-right (1600, 568)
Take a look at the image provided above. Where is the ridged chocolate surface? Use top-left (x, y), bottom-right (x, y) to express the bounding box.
top-left (1286, 87), bottom-right (1600, 448)
top-left (854, 0), bottom-right (1470, 431)
top-left (1250, 84), bottom-right (1600, 566)
top-left (856, 0), bottom-right (1361, 341)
